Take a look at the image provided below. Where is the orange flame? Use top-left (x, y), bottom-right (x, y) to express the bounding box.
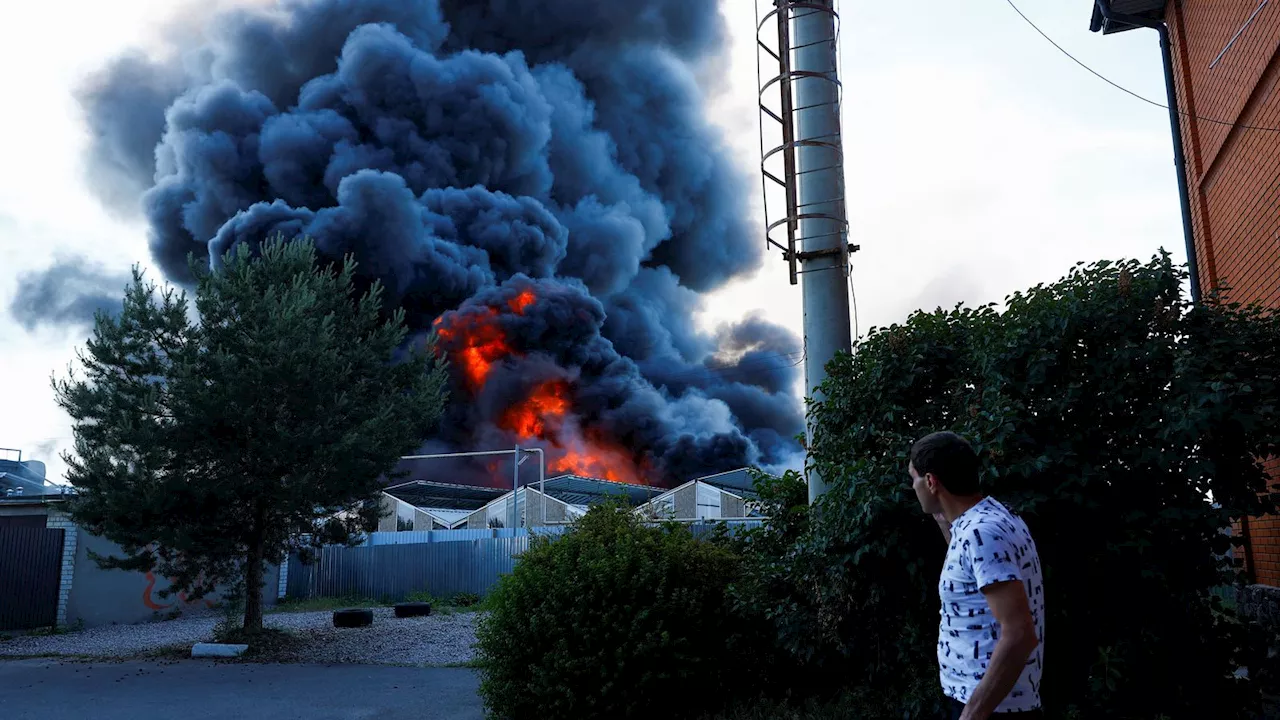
top-left (438, 288), bottom-right (646, 486)
top-left (500, 381), bottom-right (570, 438)
top-left (434, 308), bottom-right (512, 390)
top-left (550, 436), bottom-right (644, 486)
top-left (508, 289), bottom-right (536, 315)
top-left (434, 289), bottom-right (538, 391)
top-left (500, 380), bottom-right (645, 485)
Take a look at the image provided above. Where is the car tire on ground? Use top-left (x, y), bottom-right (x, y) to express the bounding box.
top-left (332, 608), bottom-right (374, 628)
top-left (393, 602), bottom-right (432, 618)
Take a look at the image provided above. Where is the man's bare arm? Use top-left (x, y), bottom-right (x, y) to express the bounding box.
top-left (959, 580), bottom-right (1038, 720)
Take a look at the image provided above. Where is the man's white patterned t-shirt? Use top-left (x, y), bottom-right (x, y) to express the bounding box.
top-left (937, 497), bottom-right (1044, 712)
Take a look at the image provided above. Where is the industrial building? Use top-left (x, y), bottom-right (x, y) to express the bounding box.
top-left (632, 468), bottom-right (761, 523)
top-left (376, 480), bottom-right (506, 531)
top-left (377, 493), bottom-right (472, 532)
top-left (457, 475), bottom-right (662, 529)
top-left (0, 448), bottom-right (60, 499)
top-left (380, 467), bottom-right (764, 532)
top-left (634, 480), bottom-right (753, 523)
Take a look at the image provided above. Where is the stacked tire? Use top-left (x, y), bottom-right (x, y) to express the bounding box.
top-left (332, 608), bottom-right (374, 628)
top-left (393, 602), bottom-right (432, 618)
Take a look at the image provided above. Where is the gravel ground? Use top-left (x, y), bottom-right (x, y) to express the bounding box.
top-left (282, 608), bottom-right (479, 666)
top-left (0, 608), bottom-right (480, 667)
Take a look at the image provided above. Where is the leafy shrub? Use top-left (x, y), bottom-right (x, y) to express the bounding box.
top-left (706, 676), bottom-right (942, 720)
top-left (748, 255), bottom-right (1279, 718)
top-left (476, 503), bottom-right (768, 719)
top-left (451, 591), bottom-right (481, 608)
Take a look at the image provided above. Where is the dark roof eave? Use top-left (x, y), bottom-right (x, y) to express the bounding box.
top-left (1089, 1), bottom-right (1167, 35)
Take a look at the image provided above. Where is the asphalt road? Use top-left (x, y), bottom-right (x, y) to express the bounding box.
top-left (0, 659), bottom-right (484, 720)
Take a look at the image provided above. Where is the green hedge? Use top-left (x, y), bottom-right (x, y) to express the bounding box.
top-left (743, 254), bottom-right (1280, 718)
top-left (477, 255), bottom-right (1280, 719)
top-left (476, 505), bottom-right (770, 719)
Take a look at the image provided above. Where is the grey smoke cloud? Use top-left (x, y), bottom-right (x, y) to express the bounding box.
top-left (75, 0), bottom-right (803, 484)
top-left (9, 258), bottom-right (128, 333)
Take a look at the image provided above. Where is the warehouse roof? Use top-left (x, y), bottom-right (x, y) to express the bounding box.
top-left (521, 475), bottom-right (665, 507)
top-left (383, 481), bottom-right (507, 511)
top-left (382, 464), bottom-right (764, 512)
top-left (692, 467), bottom-right (759, 496)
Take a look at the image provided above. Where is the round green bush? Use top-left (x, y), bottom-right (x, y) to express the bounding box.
top-left (476, 504), bottom-right (758, 719)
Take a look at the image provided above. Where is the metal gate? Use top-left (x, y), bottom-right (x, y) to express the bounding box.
top-left (0, 527), bottom-right (65, 630)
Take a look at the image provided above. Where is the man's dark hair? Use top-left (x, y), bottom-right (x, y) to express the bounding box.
top-left (910, 431), bottom-right (980, 495)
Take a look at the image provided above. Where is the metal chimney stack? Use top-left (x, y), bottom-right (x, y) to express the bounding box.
top-left (756, 0), bottom-right (855, 503)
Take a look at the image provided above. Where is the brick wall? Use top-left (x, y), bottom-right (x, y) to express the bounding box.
top-left (1168, 2), bottom-right (1280, 586)
top-left (44, 510), bottom-right (78, 626)
top-left (1243, 458), bottom-right (1280, 586)
top-left (1169, 1), bottom-right (1280, 306)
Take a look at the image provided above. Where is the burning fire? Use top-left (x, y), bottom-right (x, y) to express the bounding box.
top-left (433, 291), bottom-right (538, 390)
top-left (500, 381), bottom-right (645, 485)
top-left (501, 381), bottom-right (571, 438)
top-left (549, 434), bottom-right (644, 485)
top-left (508, 289), bottom-right (536, 315)
top-left (434, 307), bottom-right (510, 390)
top-left (437, 290), bottom-right (647, 485)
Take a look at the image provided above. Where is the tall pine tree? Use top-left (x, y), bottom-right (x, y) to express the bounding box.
top-left (55, 238), bottom-right (448, 631)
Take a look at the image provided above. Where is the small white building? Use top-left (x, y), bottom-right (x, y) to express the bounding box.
top-left (458, 486), bottom-right (587, 530)
top-left (633, 479), bottom-right (755, 523)
top-left (377, 493), bottom-right (473, 531)
top-left (456, 475), bottom-right (665, 529)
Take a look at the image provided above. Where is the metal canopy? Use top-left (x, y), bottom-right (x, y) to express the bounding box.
top-left (413, 507), bottom-right (473, 527)
top-left (384, 481), bottom-right (507, 511)
top-left (691, 467), bottom-right (761, 497)
top-left (533, 475), bottom-right (665, 507)
top-left (1090, 0), bottom-right (1166, 35)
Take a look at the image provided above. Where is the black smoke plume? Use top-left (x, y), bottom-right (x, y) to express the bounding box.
top-left (10, 259), bottom-right (128, 333)
top-left (77, 0), bottom-right (804, 485)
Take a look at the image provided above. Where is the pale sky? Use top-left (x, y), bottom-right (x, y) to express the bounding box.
top-left (0, 0), bottom-right (1181, 483)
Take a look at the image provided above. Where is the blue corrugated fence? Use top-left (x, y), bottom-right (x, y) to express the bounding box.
top-left (287, 537), bottom-right (529, 601)
top-left (286, 521), bottom-right (763, 601)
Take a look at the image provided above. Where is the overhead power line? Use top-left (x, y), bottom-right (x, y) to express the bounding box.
top-left (1003, 0), bottom-right (1280, 133)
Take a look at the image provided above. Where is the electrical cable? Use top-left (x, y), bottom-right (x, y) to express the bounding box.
top-left (834, 0), bottom-right (861, 345)
top-left (1004, 0), bottom-right (1280, 133)
top-left (848, 272), bottom-right (860, 340)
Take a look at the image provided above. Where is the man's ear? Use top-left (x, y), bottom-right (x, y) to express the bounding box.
top-left (926, 474), bottom-right (940, 495)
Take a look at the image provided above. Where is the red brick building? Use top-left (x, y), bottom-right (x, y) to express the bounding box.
top-left (1091, 1), bottom-right (1280, 586)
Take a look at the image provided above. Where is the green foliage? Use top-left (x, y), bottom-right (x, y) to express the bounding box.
top-left (725, 469), bottom-right (837, 698)
top-left (706, 675), bottom-right (942, 720)
top-left (747, 254), bottom-right (1279, 718)
top-left (271, 596), bottom-right (380, 614)
top-left (395, 590), bottom-right (488, 615)
top-left (475, 504), bottom-right (768, 720)
top-left (55, 237), bottom-right (449, 630)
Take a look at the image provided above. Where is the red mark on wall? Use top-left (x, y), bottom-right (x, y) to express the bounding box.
top-left (143, 571), bottom-right (216, 611)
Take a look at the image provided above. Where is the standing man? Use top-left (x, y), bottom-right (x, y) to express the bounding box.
top-left (909, 432), bottom-right (1045, 720)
